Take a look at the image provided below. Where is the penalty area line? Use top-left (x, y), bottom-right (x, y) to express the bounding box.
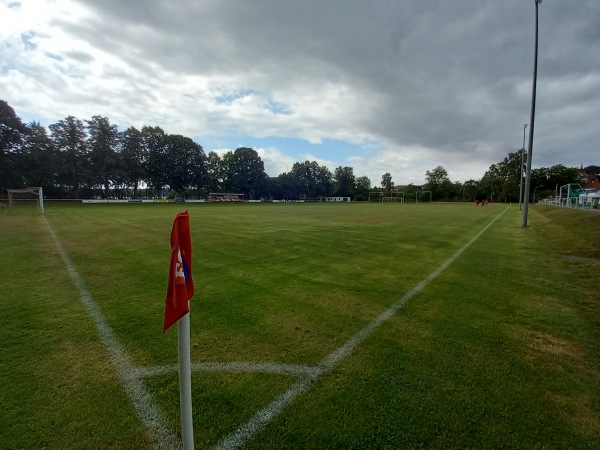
top-left (214, 206), bottom-right (511, 450)
top-left (44, 217), bottom-right (178, 450)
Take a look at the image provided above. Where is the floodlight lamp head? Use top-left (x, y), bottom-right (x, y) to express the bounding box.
top-left (535, 0), bottom-right (542, 4)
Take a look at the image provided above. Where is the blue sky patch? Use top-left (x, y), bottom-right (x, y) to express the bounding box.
top-left (20, 32), bottom-right (38, 51)
top-left (214, 89), bottom-right (255, 105)
top-left (266, 101), bottom-right (291, 115)
top-left (193, 133), bottom-right (367, 175)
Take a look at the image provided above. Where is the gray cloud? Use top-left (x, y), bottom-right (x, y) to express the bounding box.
top-left (1, 0), bottom-right (599, 183)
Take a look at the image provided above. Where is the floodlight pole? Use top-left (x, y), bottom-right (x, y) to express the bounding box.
top-left (519, 124), bottom-right (528, 211)
top-left (522, 0), bottom-right (542, 227)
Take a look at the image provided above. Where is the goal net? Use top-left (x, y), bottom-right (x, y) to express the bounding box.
top-left (6, 187), bottom-right (45, 214)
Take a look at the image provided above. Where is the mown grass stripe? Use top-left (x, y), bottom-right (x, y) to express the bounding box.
top-left (134, 362), bottom-right (318, 378)
top-left (215, 206), bottom-right (511, 450)
top-left (44, 217), bottom-right (179, 450)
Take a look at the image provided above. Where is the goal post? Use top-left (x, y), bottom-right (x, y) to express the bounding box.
top-left (368, 192), bottom-right (385, 202)
top-left (416, 191), bottom-right (432, 203)
top-left (382, 196), bottom-right (404, 203)
top-left (381, 190), bottom-right (405, 203)
top-left (6, 187), bottom-right (45, 214)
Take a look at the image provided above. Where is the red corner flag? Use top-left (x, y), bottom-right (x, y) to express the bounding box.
top-left (164, 210), bottom-right (195, 332)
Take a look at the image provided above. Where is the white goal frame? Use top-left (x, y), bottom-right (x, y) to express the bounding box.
top-left (391, 191), bottom-right (405, 203)
top-left (416, 191), bottom-right (432, 203)
top-left (368, 191), bottom-right (385, 202)
top-left (382, 195), bottom-right (404, 203)
top-left (7, 187), bottom-right (45, 214)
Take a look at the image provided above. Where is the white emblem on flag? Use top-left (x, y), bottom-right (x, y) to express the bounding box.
top-left (175, 248), bottom-right (185, 284)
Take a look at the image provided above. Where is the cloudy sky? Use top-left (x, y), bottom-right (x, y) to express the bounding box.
top-left (1, 0), bottom-right (599, 185)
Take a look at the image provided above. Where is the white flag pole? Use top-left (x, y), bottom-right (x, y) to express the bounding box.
top-left (177, 310), bottom-right (194, 449)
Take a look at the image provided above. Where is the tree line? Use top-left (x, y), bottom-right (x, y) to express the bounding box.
top-left (1, 100), bottom-right (596, 202)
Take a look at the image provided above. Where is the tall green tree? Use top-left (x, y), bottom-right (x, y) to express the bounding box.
top-left (480, 150), bottom-right (525, 202)
top-left (424, 166), bottom-right (450, 200)
top-left (448, 181), bottom-right (464, 201)
top-left (316, 165), bottom-right (333, 198)
top-left (290, 161), bottom-right (317, 199)
top-left (381, 172), bottom-right (393, 194)
top-left (190, 144), bottom-right (207, 198)
top-left (463, 179), bottom-right (479, 201)
top-left (20, 122), bottom-right (58, 190)
top-left (355, 175), bottom-right (372, 201)
top-left (0, 100), bottom-right (28, 188)
top-left (49, 115), bottom-right (89, 198)
top-left (333, 166), bottom-right (356, 197)
top-left (480, 170), bottom-right (504, 202)
top-left (290, 161), bottom-right (331, 199)
top-left (164, 134), bottom-right (202, 195)
top-left (270, 172), bottom-right (299, 200)
top-left (528, 164), bottom-right (581, 201)
top-left (142, 126), bottom-right (167, 198)
top-left (583, 165), bottom-right (600, 177)
top-left (405, 184), bottom-right (417, 201)
top-left (87, 116), bottom-right (120, 198)
top-left (205, 151), bottom-right (224, 193)
top-left (222, 147), bottom-right (268, 199)
top-left (120, 126), bottom-right (145, 197)
top-left (546, 165), bottom-right (581, 189)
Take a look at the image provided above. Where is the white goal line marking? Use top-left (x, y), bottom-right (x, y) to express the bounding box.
top-left (44, 217), bottom-right (179, 450)
top-left (214, 206), bottom-right (511, 450)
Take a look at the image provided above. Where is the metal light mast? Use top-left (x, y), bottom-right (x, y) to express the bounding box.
top-left (522, 0), bottom-right (543, 227)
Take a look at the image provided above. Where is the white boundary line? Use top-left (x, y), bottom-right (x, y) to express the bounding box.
top-left (214, 206), bottom-right (511, 450)
top-left (44, 217), bottom-right (179, 450)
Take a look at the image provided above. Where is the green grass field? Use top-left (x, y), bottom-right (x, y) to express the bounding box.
top-left (1, 202), bottom-right (599, 449)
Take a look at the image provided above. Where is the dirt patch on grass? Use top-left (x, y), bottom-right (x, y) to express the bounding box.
top-left (505, 325), bottom-right (585, 368)
top-left (547, 392), bottom-right (600, 437)
top-left (525, 293), bottom-right (577, 318)
top-left (526, 331), bottom-right (584, 358)
top-left (561, 254), bottom-right (599, 262)
top-left (510, 324), bottom-right (600, 380)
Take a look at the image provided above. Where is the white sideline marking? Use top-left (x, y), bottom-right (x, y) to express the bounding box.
top-left (215, 206), bottom-right (511, 450)
top-left (44, 217), bottom-right (179, 450)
